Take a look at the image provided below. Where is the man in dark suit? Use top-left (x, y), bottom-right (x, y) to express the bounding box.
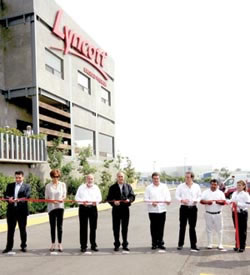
top-left (2, 171), bottom-right (31, 253)
top-left (107, 171), bottom-right (135, 252)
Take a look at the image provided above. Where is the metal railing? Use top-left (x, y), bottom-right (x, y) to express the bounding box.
top-left (0, 133), bottom-right (47, 163)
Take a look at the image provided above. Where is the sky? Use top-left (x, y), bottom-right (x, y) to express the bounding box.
top-left (56, 0), bottom-right (250, 172)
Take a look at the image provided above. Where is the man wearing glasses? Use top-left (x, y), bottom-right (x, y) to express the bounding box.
top-left (175, 171), bottom-right (201, 252)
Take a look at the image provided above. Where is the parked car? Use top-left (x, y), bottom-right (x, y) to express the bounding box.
top-left (220, 174), bottom-right (250, 198)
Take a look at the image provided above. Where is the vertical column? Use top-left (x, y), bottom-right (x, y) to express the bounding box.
top-left (32, 95), bottom-right (39, 135)
top-left (20, 136), bottom-right (24, 160)
top-left (15, 135), bottom-right (19, 160)
top-left (30, 13), bottom-right (39, 134)
top-left (68, 55), bottom-right (73, 157)
top-left (6, 134), bottom-right (9, 159)
top-left (10, 135), bottom-right (14, 159)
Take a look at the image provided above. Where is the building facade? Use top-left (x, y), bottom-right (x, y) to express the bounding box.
top-left (0, 0), bottom-right (115, 176)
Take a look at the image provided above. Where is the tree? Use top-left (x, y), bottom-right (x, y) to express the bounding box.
top-left (99, 159), bottom-right (114, 201)
top-left (219, 167), bottom-right (231, 179)
top-left (47, 136), bottom-right (74, 185)
top-left (47, 137), bottom-right (64, 169)
top-left (77, 145), bottom-right (96, 178)
top-left (123, 157), bottom-right (137, 184)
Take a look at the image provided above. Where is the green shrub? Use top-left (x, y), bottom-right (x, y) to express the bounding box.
top-left (26, 173), bottom-right (46, 214)
top-left (0, 173), bottom-right (13, 218)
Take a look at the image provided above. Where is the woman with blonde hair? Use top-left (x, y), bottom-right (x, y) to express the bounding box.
top-left (45, 169), bottom-right (67, 252)
top-left (231, 180), bottom-right (250, 252)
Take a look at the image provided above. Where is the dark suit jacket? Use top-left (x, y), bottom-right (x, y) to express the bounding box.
top-left (107, 182), bottom-right (135, 207)
top-left (4, 182), bottom-right (31, 217)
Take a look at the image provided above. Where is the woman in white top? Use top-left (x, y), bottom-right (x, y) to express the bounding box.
top-left (231, 180), bottom-right (250, 252)
top-left (45, 169), bottom-right (67, 252)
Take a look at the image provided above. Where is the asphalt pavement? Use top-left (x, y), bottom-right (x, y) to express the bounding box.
top-left (0, 190), bottom-right (250, 275)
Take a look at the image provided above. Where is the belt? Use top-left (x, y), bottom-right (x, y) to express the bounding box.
top-left (80, 205), bottom-right (95, 208)
top-left (206, 211), bottom-right (221, 215)
top-left (181, 205), bottom-right (196, 208)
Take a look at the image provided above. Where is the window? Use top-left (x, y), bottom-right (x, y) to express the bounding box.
top-left (99, 133), bottom-right (114, 158)
top-left (101, 87), bottom-right (111, 106)
top-left (45, 48), bottom-right (63, 79)
top-left (78, 72), bottom-right (91, 94)
top-left (74, 126), bottom-right (95, 154)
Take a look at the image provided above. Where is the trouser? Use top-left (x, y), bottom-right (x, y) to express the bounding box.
top-left (49, 208), bottom-right (64, 243)
top-left (232, 210), bottom-right (248, 249)
top-left (204, 212), bottom-right (223, 247)
top-left (79, 205), bottom-right (98, 249)
top-left (112, 206), bottom-right (129, 248)
top-left (149, 212), bottom-right (166, 246)
top-left (178, 205), bottom-right (197, 248)
top-left (6, 209), bottom-right (27, 250)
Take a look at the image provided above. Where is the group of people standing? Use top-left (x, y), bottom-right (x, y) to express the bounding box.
top-left (1, 170), bottom-right (250, 254)
top-left (2, 170), bottom-right (135, 253)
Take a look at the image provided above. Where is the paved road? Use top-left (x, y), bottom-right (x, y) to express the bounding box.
top-left (0, 191), bottom-right (250, 275)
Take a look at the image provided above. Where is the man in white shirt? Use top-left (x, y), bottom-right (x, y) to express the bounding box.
top-left (200, 179), bottom-right (226, 250)
top-left (75, 174), bottom-right (102, 253)
top-left (175, 171), bottom-right (201, 252)
top-left (144, 172), bottom-right (171, 250)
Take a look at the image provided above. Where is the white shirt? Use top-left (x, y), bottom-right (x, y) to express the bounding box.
top-left (14, 182), bottom-right (23, 199)
top-left (144, 183), bottom-right (171, 213)
top-left (201, 189), bottom-right (225, 212)
top-left (75, 184), bottom-right (102, 205)
top-left (231, 191), bottom-right (250, 212)
top-left (119, 183), bottom-right (124, 193)
top-left (45, 181), bottom-right (67, 213)
top-left (175, 182), bottom-right (201, 206)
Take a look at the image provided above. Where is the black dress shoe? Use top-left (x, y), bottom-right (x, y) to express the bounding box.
top-left (238, 249), bottom-right (245, 253)
top-left (91, 247), bottom-right (99, 252)
top-left (81, 248), bottom-right (86, 253)
top-left (123, 247), bottom-right (130, 251)
top-left (158, 245), bottom-right (166, 250)
top-left (114, 247), bottom-right (119, 252)
top-left (177, 246), bottom-right (183, 250)
top-left (2, 249), bottom-right (12, 254)
top-left (233, 247), bottom-right (239, 252)
top-left (151, 245), bottom-right (157, 250)
top-left (21, 248), bottom-right (27, 252)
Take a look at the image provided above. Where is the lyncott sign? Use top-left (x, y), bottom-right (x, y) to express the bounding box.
top-left (51, 10), bottom-right (108, 81)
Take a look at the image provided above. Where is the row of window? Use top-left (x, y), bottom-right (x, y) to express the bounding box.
top-left (74, 126), bottom-right (114, 158)
top-left (45, 48), bottom-right (111, 106)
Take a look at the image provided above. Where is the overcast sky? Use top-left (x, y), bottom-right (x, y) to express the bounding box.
top-left (56, 0), bottom-right (250, 172)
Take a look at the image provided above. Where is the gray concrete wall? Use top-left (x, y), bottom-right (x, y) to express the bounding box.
top-left (4, 23), bottom-right (33, 89)
top-left (0, 162), bottom-right (48, 181)
top-left (1, 0), bottom-right (34, 18)
top-left (35, 2), bottom-right (115, 119)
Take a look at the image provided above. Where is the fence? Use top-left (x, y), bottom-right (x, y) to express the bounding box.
top-left (0, 133), bottom-right (47, 163)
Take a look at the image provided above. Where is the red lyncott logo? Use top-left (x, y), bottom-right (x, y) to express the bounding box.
top-left (51, 10), bottom-right (108, 81)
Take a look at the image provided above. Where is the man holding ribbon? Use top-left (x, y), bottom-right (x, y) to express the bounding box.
top-left (200, 179), bottom-right (226, 251)
top-left (144, 172), bottom-right (171, 250)
top-left (75, 174), bottom-right (102, 253)
top-left (2, 171), bottom-right (30, 253)
top-left (107, 171), bottom-right (135, 252)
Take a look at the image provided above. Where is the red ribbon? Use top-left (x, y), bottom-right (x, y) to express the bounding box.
top-left (0, 197), bottom-right (132, 204)
top-left (232, 202), bottom-right (240, 249)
